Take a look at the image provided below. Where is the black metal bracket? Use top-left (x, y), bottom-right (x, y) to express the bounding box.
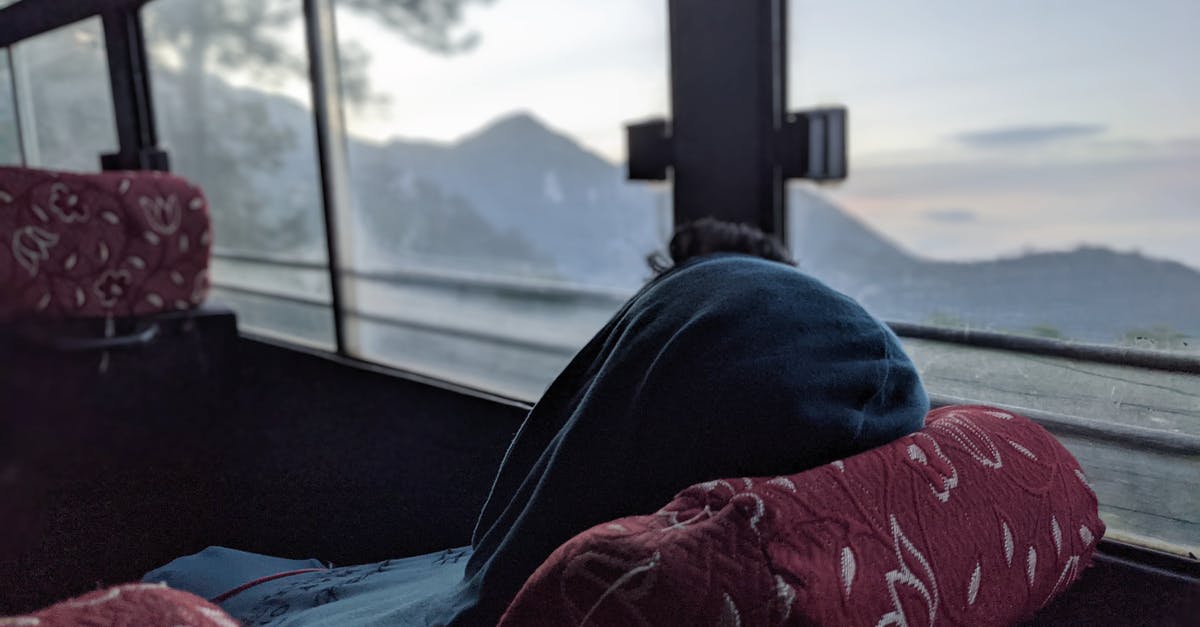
top-left (626, 119), bottom-right (672, 181)
top-left (779, 107), bottom-right (847, 181)
top-left (627, 107), bottom-right (847, 183)
top-left (98, 3), bottom-right (169, 171)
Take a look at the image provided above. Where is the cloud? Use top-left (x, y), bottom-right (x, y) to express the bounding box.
top-left (923, 209), bottom-right (977, 223)
top-left (954, 123), bottom-right (1106, 148)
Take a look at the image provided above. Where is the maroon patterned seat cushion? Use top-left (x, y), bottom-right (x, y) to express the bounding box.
top-left (499, 405), bottom-right (1105, 627)
top-left (0, 582), bottom-right (238, 627)
top-left (0, 167), bottom-right (211, 320)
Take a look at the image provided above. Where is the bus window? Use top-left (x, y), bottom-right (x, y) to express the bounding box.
top-left (5, 18), bottom-right (118, 171)
top-left (785, 0), bottom-right (1199, 556)
top-left (143, 0), bottom-right (337, 348)
top-left (0, 48), bottom-right (19, 165)
top-left (331, 0), bottom-right (671, 399)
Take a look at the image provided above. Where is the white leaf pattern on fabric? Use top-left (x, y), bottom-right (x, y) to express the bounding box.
top-left (876, 515), bottom-right (939, 627)
top-left (196, 606), bottom-right (239, 627)
top-left (907, 443), bottom-right (927, 464)
top-left (31, 204), bottom-right (49, 222)
top-left (967, 562), bottom-right (981, 606)
top-left (908, 433), bottom-right (958, 503)
top-left (0, 617), bottom-right (41, 625)
top-left (64, 588), bottom-right (121, 608)
top-left (12, 226), bottom-right (59, 276)
top-left (118, 179), bottom-right (130, 194)
top-left (140, 195), bottom-right (182, 234)
top-left (1002, 522), bottom-right (1014, 567)
top-left (0, 189), bottom-right (11, 203)
top-left (1026, 547), bottom-right (1037, 587)
top-left (774, 576), bottom-right (796, 622)
top-left (191, 269), bottom-right (210, 304)
top-left (1044, 555), bottom-right (1081, 606)
top-left (1079, 526), bottom-right (1094, 546)
top-left (932, 414), bottom-right (1003, 469)
top-left (841, 547), bottom-right (857, 597)
top-left (832, 460), bottom-right (845, 472)
top-left (1051, 516), bottom-right (1062, 555)
top-left (1007, 440), bottom-right (1037, 461)
top-left (717, 593), bottom-right (741, 627)
top-left (767, 476), bottom-right (796, 492)
top-left (1073, 469), bottom-right (1093, 493)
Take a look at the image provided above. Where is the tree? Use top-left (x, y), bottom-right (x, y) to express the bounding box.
top-left (140, 0), bottom-right (492, 256)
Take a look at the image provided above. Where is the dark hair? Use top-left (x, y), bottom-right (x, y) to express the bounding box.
top-left (647, 218), bottom-right (795, 275)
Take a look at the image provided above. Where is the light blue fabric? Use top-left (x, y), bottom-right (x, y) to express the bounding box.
top-left (146, 546), bottom-right (473, 626)
top-left (146, 254), bottom-right (929, 626)
top-left (144, 546), bottom-right (325, 601)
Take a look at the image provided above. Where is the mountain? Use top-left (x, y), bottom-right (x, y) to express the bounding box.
top-left (149, 71), bottom-right (1199, 348)
top-left (788, 187), bottom-right (1200, 344)
top-left (350, 113), bottom-right (668, 286)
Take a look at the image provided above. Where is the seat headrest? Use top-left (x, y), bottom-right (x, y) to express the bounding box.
top-left (0, 166), bottom-right (211, 320)
top-left (500, 405), bottom-right (1104, 627)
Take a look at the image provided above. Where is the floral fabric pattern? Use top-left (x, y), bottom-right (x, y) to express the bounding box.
top-left (0, 167), bottom-right (211, 320)
top-left (499, 406), bottom-right (1105, 627)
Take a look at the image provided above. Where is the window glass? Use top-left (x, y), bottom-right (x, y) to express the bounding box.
top-left (144, 0), bottom-right (334, 347)
top-left (8, 18), bottom-right (118, 171)
top-left (333, 0), bottom-right (671, 399)
top-left (787, 1), bottom-right (1199, 354)
top-left (0, 48), bottom-right (20, 165)
top-left (786, 0), bottom-right (1200, 556)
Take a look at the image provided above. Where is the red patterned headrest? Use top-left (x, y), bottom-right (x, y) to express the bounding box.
top-left (0, 582), bottom-right (238, 627)
top-left (500, 406), bottom-right (1104, 626)
top-left (0, 167), bottom-right (211, 320)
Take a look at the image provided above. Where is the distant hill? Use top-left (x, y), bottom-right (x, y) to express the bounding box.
top-left (789, 187), bottom-right (1200, 344)
top-left (350, 112), bottom-right (668, 285)
top-left (152, 73), bottom-right (1199, 349)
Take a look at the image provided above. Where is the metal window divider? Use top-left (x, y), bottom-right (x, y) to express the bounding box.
top-left (303, 0), bottom-right (355, 356)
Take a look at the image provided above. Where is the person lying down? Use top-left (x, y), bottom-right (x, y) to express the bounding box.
top-left (146, 219), bottom-right (929, 626)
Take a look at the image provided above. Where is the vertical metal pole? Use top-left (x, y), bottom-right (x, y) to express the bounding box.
top-left (5, 48), bottom-right (28, 167)
top-left (303, 0), bottom-right (353, 355)
top-left (9, 44), bottom-right (40, 167)
top-left (666, 0), bottom-right (788, 242)
top-left (100, 7), bottom-right (167, 171)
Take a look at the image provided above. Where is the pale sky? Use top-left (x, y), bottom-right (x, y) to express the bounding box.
top-left (240, 0), bottom-right (1200, 268)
